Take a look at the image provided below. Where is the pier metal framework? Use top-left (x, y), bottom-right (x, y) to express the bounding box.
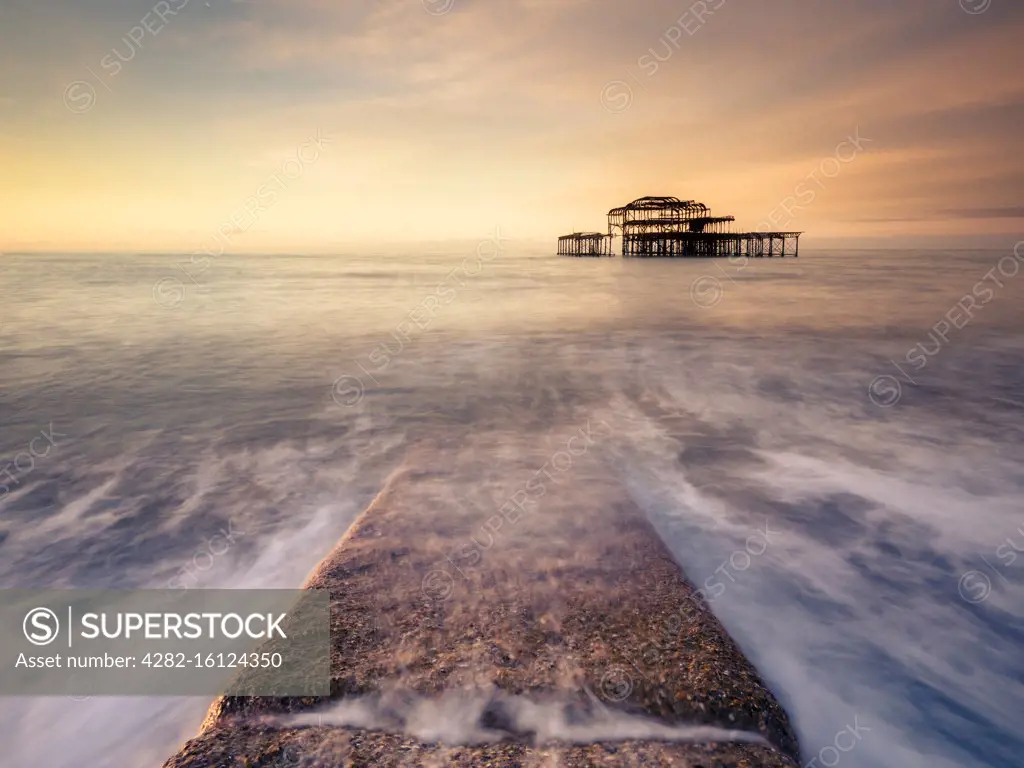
top-left (558, 196), bottom-right (800, 258)
top-left (556, 231), bottom-right (612, 257)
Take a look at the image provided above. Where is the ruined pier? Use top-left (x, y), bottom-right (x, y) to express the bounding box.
top-left (560, 196), bottom-right (801, 258)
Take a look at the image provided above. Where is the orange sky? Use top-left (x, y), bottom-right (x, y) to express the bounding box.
top-left (1, 0), bottom-right (1022, 251)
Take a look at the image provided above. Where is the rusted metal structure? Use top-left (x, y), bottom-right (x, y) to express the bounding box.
top-left (556, 231), bottom-right (612, 257)
top-left (559, 196), bottom-right (801, 258)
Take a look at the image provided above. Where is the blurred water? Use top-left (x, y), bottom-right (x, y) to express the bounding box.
top-left (0, 245), bottom-right (1022, 767)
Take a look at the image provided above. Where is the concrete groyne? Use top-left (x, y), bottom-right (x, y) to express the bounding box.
top-left (164, 435), bottom-right (800, 767)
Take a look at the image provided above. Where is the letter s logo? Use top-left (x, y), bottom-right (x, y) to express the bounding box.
top-left (23, 607), bottom-right (60, 646)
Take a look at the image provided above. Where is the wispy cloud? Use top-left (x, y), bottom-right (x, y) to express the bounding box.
top-left (1, 0), bottom-right (1022, 249)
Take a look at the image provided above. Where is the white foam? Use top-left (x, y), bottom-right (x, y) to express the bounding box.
top-left (0, 413), bottom-right (402, 768)
top-left (600, 348), bottom-right (1024, 768)
top-left (280, 689), bottom-right (769, 748)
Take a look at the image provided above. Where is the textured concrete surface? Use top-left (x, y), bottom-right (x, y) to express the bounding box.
top-left (164, 431), bottom-right (800, 767)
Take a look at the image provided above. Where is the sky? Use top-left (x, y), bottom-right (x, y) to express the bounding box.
top-left (0, 0), bottom-right (1022, 252)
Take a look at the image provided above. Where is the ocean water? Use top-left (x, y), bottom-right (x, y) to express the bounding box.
top-left (0, 244), bottom-right (1022, 767)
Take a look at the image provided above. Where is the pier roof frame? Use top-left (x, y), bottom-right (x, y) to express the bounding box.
top-left (608, 196), bottom-right (709, 217)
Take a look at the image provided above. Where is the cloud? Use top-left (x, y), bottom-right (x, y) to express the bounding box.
top-left (1, 0), bottom-right (1023, 247)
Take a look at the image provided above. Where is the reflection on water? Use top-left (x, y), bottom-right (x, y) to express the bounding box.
top-left (0, 246), bottom-right (1021, 767)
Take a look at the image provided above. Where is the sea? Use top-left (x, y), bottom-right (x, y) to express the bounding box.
top-left (0, 243), bottom-right (1022, 767)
